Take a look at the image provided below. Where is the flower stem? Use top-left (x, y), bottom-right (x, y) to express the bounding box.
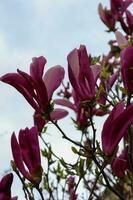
top-left (36, 186), bottom-right (45, 200)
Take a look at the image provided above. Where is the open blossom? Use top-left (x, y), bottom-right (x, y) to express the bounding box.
top-left (0, 173), bottom-right (18, 200)
top-left (112, 146), bottom-right (130, 178)
top-left (1, 56), bottom-right (68, 131)
top-left (11, 126), bottom-right (43, 184)
top-left (67, 45), bottom-right (101, 101)
top-left (102, 102), bottom-right (133, 156)
top-left (121, 47), bottom-right (133, 93)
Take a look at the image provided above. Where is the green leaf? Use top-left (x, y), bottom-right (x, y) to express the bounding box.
top-left (41, 149), bottom-right (47, 157)
top-left (71, 146), bottom-right (78, 154)
top-left (60, 158), bottom-right (67, 167)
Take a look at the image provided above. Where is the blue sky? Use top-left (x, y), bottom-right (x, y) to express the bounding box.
top-left (0, 0), bottom-right (112, 198)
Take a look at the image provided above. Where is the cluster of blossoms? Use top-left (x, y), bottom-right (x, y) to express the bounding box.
top-left (0, 0), bottom-right (133, 199)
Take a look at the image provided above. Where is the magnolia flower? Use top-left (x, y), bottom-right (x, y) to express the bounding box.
top-left (110, 0), bottom-right (132, 20)
top-left (112, 146), bottom-right (130, 177)
top-left (98, 3), bottom-right (116, 31)
top-left (1, 56), bottom-right (68, 131)
top-left (102, 102), bottom-right (133, 156)
top-left (67, 45), bottom-right (101, 101)
top-left (55, 45), bottom-right (101, 129)
top-left (0, 173), bottom-right (18, 200)
top-left (121, 47), bottom-right (133, 93)
top-left (11, 126), bottom-right (43, 184)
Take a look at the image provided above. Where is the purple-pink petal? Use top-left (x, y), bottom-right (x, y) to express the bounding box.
top-left (54, 99), bottom-right (75, 111)
top-left (78, 46), bottom-right (95, 96)
top-left (112, 146), bottom-right (129, 177)
top-left (11, 133), bottom-right (32, 181)
top-left (108, 72), bottom-right (118, 88)
top-left (126, 10), bottom-right (133, 30)
top-left (50, 108), bottom-right (68, 120)
top-left (30, 56), bottom-right (47, 80)
top-left (121, 47), bottom-right (133, 93)
top-left (91, 65), bottom-right (101, 83)
top-left (102, 102), bottom-right (133, 155)
top-left (0, 173), bottom-right (13, 196)
top-left (43, 66), bottom-right (65, 100)
top-left (19, 127), bottom-right (41, 173)
top-left (1, 73), bottom-right (39, 111)
top-left (67, 49), bottom-right (80, 79)
top-left (115, 31), bottom-right (128, 48)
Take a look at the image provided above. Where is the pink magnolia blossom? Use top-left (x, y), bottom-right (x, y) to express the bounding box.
top-left (1, 56), bottom-right (68, 131)
top-left (98, 3), bottom-right (116, 31)
top-left (110, 0), bottom-right (132, 20)
top-left (102, 102), bottom-right (133, 156)
top-left (67, 45), bottom-right (101, 101)
top-left (55, 45), bottom-right (101, 128)
top-left (0, 173), bottom-right (18, 200)
top-left (11, 126), bottom-right (43, 184)
top-left (112, 146), bottom-right (130, 178)
top-left (121, 47), bottom-right (133, 93)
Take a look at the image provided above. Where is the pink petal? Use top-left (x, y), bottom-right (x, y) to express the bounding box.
top-left (54, 99), bottom-right (75, 110)
top-left (30, 56), bottom-right (47, 80)
top-left (126, 10), bottom-right (133, 29)
top-left (19, 127), bottom-right (41, 173)
top-left (27, 126), bottom-right (41, 167)
top-left (108, 72), bottom-right (118, 88)
top-left (115, 31), bottom-right (128, 49)
top-left (19, 128), bottom-right (34, 172)
top-left (11, 133), bottom-right (32, 181)
top-left (67, 49), bottom-right (84, 98)
top-left (1, 73), bottom-right (39, 111)
top-left (43, 66), bottom-right (65, 100)
top-left (112, 146), bottom-right (129, 178)
top-left (17, 69), bottom-right (48, 110)
top-left (68, 62), bottom-right (83, 98)
top-left (78, 45), bottom-right (95, 98)
top-left (0, 173), bottom-right (13, 196)
top-left (121, 47), bottom-right (133, 93)
top-left (102, 102), bottom-right (124, 137)
top-left (50, 108), bottom-right (68, 120)
top-left (67, 49), bottom-right (80, 79)
top-left (98, 3), bottom-right (106, 22)
top-left (91, 65), bottom-right (101, 83)
top-left (102, 102), bottom-right (133, 155)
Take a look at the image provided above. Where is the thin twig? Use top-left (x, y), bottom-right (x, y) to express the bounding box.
top-left (93, 157), bottom-right (125, 200)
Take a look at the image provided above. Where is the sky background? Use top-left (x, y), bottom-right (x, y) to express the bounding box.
top-left (0, 0), bottom-right (113, 198)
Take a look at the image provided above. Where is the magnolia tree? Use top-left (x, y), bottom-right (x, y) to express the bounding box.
top-left (0, 0), bottom-right (133, 199)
